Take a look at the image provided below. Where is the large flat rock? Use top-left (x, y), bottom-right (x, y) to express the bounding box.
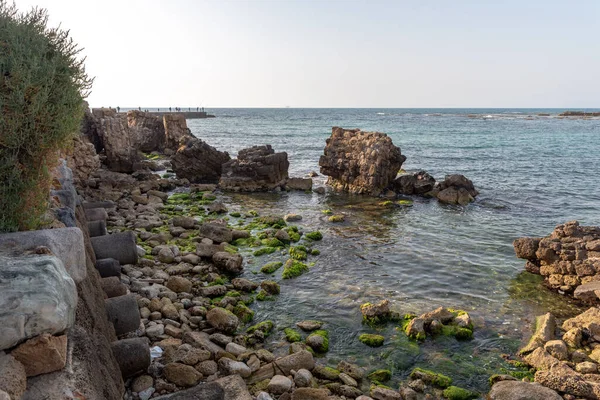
top-left (0, 254), bottom-right (77, 351)
top-left (0, 227), bottom-right (86, 283)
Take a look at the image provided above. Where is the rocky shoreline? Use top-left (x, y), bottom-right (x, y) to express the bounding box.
top-left (0, 106), bottom-right (594, 400)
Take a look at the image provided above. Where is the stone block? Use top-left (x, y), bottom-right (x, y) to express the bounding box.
top-left (11, 334), bottom-right (67, 377)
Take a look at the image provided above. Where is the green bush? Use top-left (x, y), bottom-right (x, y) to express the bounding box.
top-left (0, 2), bottom-right (92, 231)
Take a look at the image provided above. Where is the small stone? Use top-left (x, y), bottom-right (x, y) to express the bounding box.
top-left (163, 362), bottom-right (202, 387)
top-left (165, 325), bottom-right (183, 338)
top-left (10, 333), bottom-right (67, 377)
top-left (146, 324), bottom-right (165, 340)
top-left (162, 304), bottom-right (179, 320)
top-left (268, 375), bottom-right (292, 394)
top-left (196, 360), bottom-right (218, 376)
top-left (294, 368), bottom-right (313, 387)
top-left (207, 307), bottom-right (239, 334)
top-left (296, 320), bottom-right (323, 331)
top-left (0, 352), bottom-right (26, 400)
top-left (257, 392), bottom-right (274, 400)
top-left (218, 357), bottom-right (251, 378)
top-left (339, 372), bottom-right (358, 387)
top-left (166, 276), bottom-right (192, 293)
top-left (225, 342), bottom-right (247, 357)
top-left (544, 340), bottom-right (568, 361)
top-left (132, 375), bottom-right (154, 393)
top-left (576, 361), bottom-right (597, 374)
top-left (284, 214), bottom-right (302, 222)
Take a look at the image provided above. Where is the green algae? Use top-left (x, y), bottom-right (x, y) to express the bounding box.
top-left (225, 290), bottom-right (241, 297)
top-left (328, 215), bottom-right (345, 222)
top-left (410, 368), bottom-right (452, 388)
top-left (305, 231), bottom-right (323, 241)
top-left (247, 320), bottom-right (274, 336)
top-left (282, 259), bottom-right (309, 279)
top-left (289, 245), bottom-right (308, 261)
top-left (311, 249), bottom-right (320, 256)
top-left (253, 247), bottom-right (278, 256)
top-left (233, 303), bottom-right (254, 323)
top-left (256, 290), bottom-right (274, 301)
top-left (284, 328), bottom-right (302, 343)
top-left (397, 199), bottom-right (414, 206)
top-left (260, 261), bottom-right (283, 274)
top-left (229, 212), bottom-right (241, 217)
top-left (443, 386), bottom-right (478, 400)
top-left (359, 333), bottom-right (385, 347)
top-left (440, 325), bottom-right (474, 341)
top-left (261, 238), bottom-right (285, 247)
top-left (306, 330), bottom-right (329, 353)
top-left (367, 369), bottom-right (391, 383)
top-left (321, 209), bottom-right (333, 215)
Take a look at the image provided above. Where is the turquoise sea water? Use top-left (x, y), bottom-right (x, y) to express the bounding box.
top-left (188, 109), bottom-right (600, 392)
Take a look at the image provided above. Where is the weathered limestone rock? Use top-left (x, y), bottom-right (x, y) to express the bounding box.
top-left (534, 363), bottom-right (600, 399)
top-left (212, 252), bottom-right (243, 274)
top-left (519, 313), bottom-right (556, 355)
top-left (220, 145), bottom-right (289, 191)
top-left (0, 227), bottom-right (87, 283)
top-left (432, 175), bottom-right (479, 205)
top-left (248, 350), bottom-right (314, 384)
top-left (97, 114), bottom-right (140, 172)
top-left (514, 221), bottom-right (600, 293)
top-left (164, 114), bottom-right (190, 150)
top-left (286, 177), bottom-right (312, 191)
top-left (0, 352), bottom-right (26, 400)
top-left (64, 134), bottom-right (101, 185)
top-left (11, 334), bottom-right (67, 377)
top-left (206, 307), bottom-right (239, 334)
top-left (0, 254), bottom-right (77, 350)
top-left (488, 380), bottom-right (562, 400)
top-left (171, 137), bottom-right (230, 183)
top-left (392, 171), bottom-right (436, 195)
top-left (319, 127), bottom-right (405, 196)
top-left (200, 223), bottom-right (233, 243)
top-left (127, 110), bottom-right (165, 152)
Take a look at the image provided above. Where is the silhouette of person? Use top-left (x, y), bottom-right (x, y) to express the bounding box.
top-left (117, 106), bottom-right (120, 113)
top-left (138, 107), bottom-right (141, 111)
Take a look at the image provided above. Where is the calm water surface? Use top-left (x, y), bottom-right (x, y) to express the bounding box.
top-left (187, 109), bottom-right (600, 392)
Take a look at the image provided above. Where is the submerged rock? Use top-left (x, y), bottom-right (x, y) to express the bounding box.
top-left (432, 174), bottom-right (479, 205)
top-left (319, 127), bottom-right (406, 196)
top-left (392, 170), bottom-right (436, 195)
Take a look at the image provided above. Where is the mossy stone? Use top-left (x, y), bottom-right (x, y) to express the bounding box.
top-left (282, 259), bottom-right (309, 279)
top-left (284, 328), bottom-right (302, 343)
top-left (442, 386), bottom-right (478, 400)
top-left (367, 369), bottom-right (391, 382)
top-left (359, 333), bottom-right (385, 347)
top-left (260, 261), bottom-right (283, 274)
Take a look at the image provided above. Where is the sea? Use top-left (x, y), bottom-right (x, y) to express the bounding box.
top-left (182, 108), bottom-right (600, 392)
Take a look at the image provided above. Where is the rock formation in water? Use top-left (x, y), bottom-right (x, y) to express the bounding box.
top-left (514, 220), bottom-right (600, 296)
top-left (392, 170), bottom-right (436, 195)
top-left (164, 113), bottom-right (190, 151)
top-left (220, 145), bottom-right (289, 191)
top-left (127, 110), bottom-right (165, 152)
top-left (431, 174), bottom-right (479, 205)
top-left (319, 127), bottom-right (406, 196)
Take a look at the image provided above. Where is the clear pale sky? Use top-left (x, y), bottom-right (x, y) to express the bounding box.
top-left (16, 0), bottom-right (600, 108)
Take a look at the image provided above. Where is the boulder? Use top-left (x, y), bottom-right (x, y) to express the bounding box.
top-left (151, 382), bottom-right (224, 400)
top-left (392, 171), bottom-right (435, 195)
top-left (488, 380), bottom-right (562, 400)
top-left (433, 175), bottom-right (479, 205)
top-left (0, 227), bottom-right (87, 283)
top-left (11, 334), bottom-right (67, 377)
top-left (513, 237), bottom-right (541, 260)
top-left (200, 223), bottom-right (233, 243)
top-left (171, 137), bottom-right (230, 183)
top-left (574, 281), bottom-right (600, 302)
top-left (111, 338), bottom-right (151, 378)
top-left (166, 276), bottom-right (193, 293)
top-left (164, 362), bottom-right (202, 387)
top-left (206, 307), bottom-right (239, 334)
top-left (219, 145), bottom-right (289, 191)
top-left (248, 350), bottom-right (314, 384)
top-left (97, 114), bottom-right (141, 172)
top-left (319, 127), bottom-right (406, 196)
top-left (164, 114), bottom-right (190, 150)
top-left (519, 313), bottom-right (556, 355)
top-left (268, 375), bottom-right (292, 394)
top-left (0, 352), bottom-right (26, 400)
top-left (286, 178), bottom-right (312, 191)
top-left (127, 110), bottom-right (165, 152)
top-left (0, 254), bottom-right (77, 350)
top-left (91, 231), bottom-right (138, 265)
top-left (213, 252), bottom-right (243, 274)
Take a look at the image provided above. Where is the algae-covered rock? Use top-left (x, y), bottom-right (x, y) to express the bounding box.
top-left (358, 333), bottom-right (384, 347)
top-left (306, 330), bottom-right (329, 353)
top-left (360, 300), bottom-right (391, 325)
top-left (313, 365), bottom-right (340, 380)
top-left (367, 369), bottom-right (391, 382)
top-left (296, 320), bottom-right (324, 332)
top-left (260, 261), bottom-right (283, 274)
top-left (305, 231), bottom-right (323, 241)
top-left (284, 328), bottom-right (302, 343)
top-left (282, 259), bottom-right (309, 279)
top-left (442, 386), bottom-right (478, 400)
top-left (409, 368), bottom-right (452, 388)
top-left (247, 321), bottom-right (274, 336)
top-left (328, 215), bottom-right (345, 223)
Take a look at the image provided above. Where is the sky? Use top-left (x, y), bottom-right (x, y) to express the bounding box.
top-left (15, 0), bottom-right (600, 108)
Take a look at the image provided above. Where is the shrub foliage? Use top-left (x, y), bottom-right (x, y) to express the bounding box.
top-left (0, 1), bottom-right (92, 231)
